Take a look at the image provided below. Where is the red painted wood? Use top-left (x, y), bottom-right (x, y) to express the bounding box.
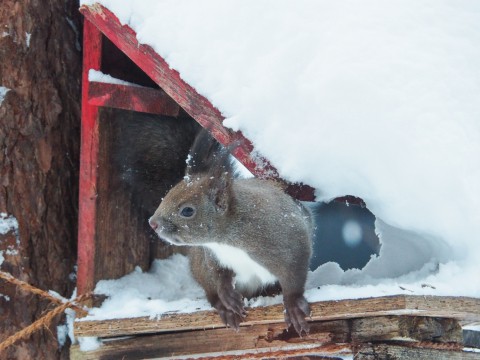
top-left (80, 4), bottom-right (316, 201)
top-left (77, 20), bottom-right (102, 295)
top-left (88, 81), bottom-right (180, 116)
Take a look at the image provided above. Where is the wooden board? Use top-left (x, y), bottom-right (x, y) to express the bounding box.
top-left (80, 4), bottom-right (316, 201)
top-left (74, 295), bottom-right (480, 338)
top-left (88, 81), bottom-right (180, 116)
top-left (355, 343), bottom-right (480, 360)
top-left (70, 315), bottom-right (468, 360)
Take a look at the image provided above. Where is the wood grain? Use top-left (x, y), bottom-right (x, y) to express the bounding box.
top-left (74, 295), bottom-right (480, 338)
top-left (355, 343), bottom-right (480, 360)
top-left (88, 81), bottom-right (180, 116)
top-left (71, 315), bottom-right (468, 359)
top-left (77, 19), bottom-right (102, 296)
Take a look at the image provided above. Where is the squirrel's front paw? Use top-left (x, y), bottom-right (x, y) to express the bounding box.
top-left (214, 303), bottom-right (245, 330)
top-left (284, 294), bottom-right (311, 336)
top-left (215, 284), bottom-right (246, 330)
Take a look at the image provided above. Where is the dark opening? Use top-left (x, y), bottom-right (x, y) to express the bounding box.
top-left (309, 201), bottom-right (380, 271)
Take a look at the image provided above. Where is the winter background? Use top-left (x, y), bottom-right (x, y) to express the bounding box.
top-left (3, 0), bottom-right (479, 347)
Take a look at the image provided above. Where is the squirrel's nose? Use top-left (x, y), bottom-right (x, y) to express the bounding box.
top-left (149, 218), bottom-right (158, 231)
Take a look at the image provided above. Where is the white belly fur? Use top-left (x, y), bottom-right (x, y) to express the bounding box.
top-left (204, 243), bottom-right (277, 290)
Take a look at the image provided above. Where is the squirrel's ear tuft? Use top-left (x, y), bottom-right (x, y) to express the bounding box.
top-left (208, 170), bottom-right (233, 214)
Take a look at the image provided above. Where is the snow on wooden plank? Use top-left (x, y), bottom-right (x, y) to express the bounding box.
top-left (79, 4), bottom-right (315, 201)
top-left (74, 295), bottom-right (480, 338)
top-left (88, 81), bottom-right (180, 116)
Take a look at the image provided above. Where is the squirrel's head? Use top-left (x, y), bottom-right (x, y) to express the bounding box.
top-left (149, 170), bottom-right (234, 246)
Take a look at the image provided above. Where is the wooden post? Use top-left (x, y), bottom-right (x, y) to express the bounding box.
top-left (77, 20), bottom-right (102, 295)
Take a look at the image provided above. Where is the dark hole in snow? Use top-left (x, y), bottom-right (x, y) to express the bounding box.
top-left (309, 201), bottom-right (380, 271)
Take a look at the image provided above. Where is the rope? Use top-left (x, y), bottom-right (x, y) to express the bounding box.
top-left (0, 270), bottom-right (92, 353)
top-left (0, 271), bottom-right (87, 316)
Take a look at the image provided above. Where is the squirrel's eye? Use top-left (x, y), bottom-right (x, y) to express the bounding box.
top-left (179, 206), bottom-right (196, 218)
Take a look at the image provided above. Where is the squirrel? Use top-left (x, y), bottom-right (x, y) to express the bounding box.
top-left (149, 130), bottom-right (314, 335)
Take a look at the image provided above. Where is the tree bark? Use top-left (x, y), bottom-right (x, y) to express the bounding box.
top-left (0, 0), bottom-right (81, 358)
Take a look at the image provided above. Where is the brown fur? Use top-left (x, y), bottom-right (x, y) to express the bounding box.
top-left (149, 131), bottom-right (313, 335)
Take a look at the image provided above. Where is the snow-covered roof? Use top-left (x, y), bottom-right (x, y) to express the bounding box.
top-left (79, 0), bottom-right (480, 321)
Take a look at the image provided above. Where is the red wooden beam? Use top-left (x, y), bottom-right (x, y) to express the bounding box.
top-left (77, 20), bottom-right (102, 295)
top-left (79, 4), bottom-right (315, 201)
top-left (88, 81), bottom-right (180, 116)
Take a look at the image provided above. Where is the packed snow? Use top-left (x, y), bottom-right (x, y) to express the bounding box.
top-left (0, 212), bottom-right (19, 267)
top-left (88, 69), bottom-right (142, 87)
top-left (77, 0), bottom-right (480, 322)
top-left (80, 255), bottom-right (210, 321)
top-left (0, 86), bottom-right (10, 106)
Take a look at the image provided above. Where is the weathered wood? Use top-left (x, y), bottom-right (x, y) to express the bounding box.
top-left (77, 19), bottom-right (102, 295)
top-left (88, 81), bottom-right (180, 116)
top-left (92, 108), bottom-right (198, 286)
top-left (71, 342), bottom-right (352, 360)
top-left (79, 4), bottom-right (316, 201)
top-left (351, 316), bottom-right (462, 343)
top-left (71, 320), bottom-right (350, 360)
top-left (74, 295), bottom-right (480, 338)
top-left (355, 343), bottom-right (480, 360)
top-left (71, 316), bottom-right (467, 359)
top-left (406, 296), bottom-right (480, 320)
top-left (464, 327), bottom-right (480, 348)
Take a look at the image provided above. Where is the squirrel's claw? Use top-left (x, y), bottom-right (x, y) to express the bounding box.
top-left (217, 281), bottom-right (246, 317)
top-left (284, 295), bottom-right (311, 336)
top-left (216, 304), bottom-right (244, 331)
top-left (215, 284), bottom-right (246, 330)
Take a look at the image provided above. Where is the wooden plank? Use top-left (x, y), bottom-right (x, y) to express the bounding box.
top-left (351, 316), bottom-right (462, 343)
top-left (406, 296), bottom-right (480, 320)
top-left (71, 320), bottom-right (351, 360)
top-left (71, 342), bottom-right (352, 360)
top-left (71, 316), bottom-right (466, 359)
top-left (74, 295), bottom-right (480, 338)
top-left (77, 19), bottom-right (102, 295)
top-left (79, 4), bottom-right (316, 201)
top-left (355, 343), bottom-right (480, 360)
top-left (88, 81), bottom-right (180, 116)
top-left (464, 328), bottom-right (480, 348)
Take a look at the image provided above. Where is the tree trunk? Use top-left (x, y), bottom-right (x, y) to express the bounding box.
top-left (0, 0), bottom-right (81, 358)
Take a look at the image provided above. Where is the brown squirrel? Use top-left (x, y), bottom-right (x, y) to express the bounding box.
top-left (149, 130), bottom-right (313, 335)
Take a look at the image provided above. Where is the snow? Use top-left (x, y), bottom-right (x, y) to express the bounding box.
top-left (78, 337), bottom-right (102, 351)
top-left (79, 254), bottom-right (210, 321)
top-left (25, 32), bottom-right (31, 48)
top-left (464, 324), bottom-right (480, 331)
top-left (66, 17), bottom-right (81, 51)
top-left (57, 324), bottom-right (68, 348)
top-left (0, 86), bottom-right (10, 106)
top-left (0, 212), bottom-right (19, 267)
top-left (0, 212), bottom-right (20, 235)
top-left (88, 69), bottom-right (142, 87)
top-left (77, 1), bottom-right (480, 322)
